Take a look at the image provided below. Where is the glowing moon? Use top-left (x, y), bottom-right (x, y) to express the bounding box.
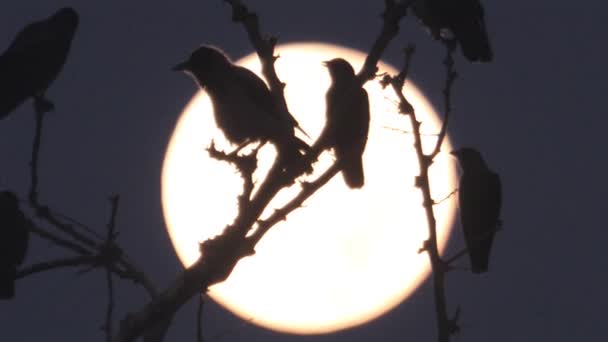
top-left (162, 42), bottom-right (458, 334)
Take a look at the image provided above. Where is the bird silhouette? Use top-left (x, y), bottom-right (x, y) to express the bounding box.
top-left (0, 192), bottom-right (29, 299)
top-left (452, 148), bottom-right (501, 273)
top-left (173, 45), bottom-right (308, 164)
top-left (0, 7), bottom-right (79, 119)
top-left (411, 0), bottom-right (492, 62)
top-left (313, 58), bottom-right (370, 188)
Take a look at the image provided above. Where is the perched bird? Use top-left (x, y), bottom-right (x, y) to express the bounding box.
top-left (313, 58), bottom-right (370, 189)
top-left (411, 0), bottom-right (493, 62)
top-left (173, 45), bottom-right (309, 163)
top-left (452, 148), bottom-right (501, 273)
top-left (0, 7), bottom-right (79, 119)
top-left (0, 191), bottom-right (29, 299)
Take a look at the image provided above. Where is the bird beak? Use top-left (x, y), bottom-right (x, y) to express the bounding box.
top-left (322, 60), bottom-right (331, 67)
top-left (172, 61), bottom-right (190, 72)
top-left (450, 150), bottom-right (459, 157)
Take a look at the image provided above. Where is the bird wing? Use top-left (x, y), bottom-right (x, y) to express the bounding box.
top-left (231, 66), bottom-right (275, 112)
top-left (5, 21), bottom-right (51, 56)
top-left (337, 86), bottom-right (370, 188)
top-left (316, 81), bottom-right (370, 162)
top-left (0, 21), bottom-right (49, 118)
top-left (231, 65), bottom-right (307, 135)
top-left (489, 171), bottom-right (502, 227)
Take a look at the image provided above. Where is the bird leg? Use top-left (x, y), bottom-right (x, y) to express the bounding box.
top-left (33, 94), bottom-right (55, 114)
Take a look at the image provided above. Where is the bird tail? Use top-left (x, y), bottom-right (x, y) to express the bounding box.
top-left (469, 237), bottom-right (494, 274)
top-left (0, 265), bottom-right (17, 299)
top-left (341, 155), bottom-right (365, 189)
top-left (458, 20), bottom-right (493, 62)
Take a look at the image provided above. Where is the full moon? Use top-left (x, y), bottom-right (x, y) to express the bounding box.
top-left (162, 42), bottom-right (458, 334)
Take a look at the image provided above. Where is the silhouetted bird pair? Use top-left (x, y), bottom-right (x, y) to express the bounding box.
top-left (0, 7), bottom-right (78, 119)
top-left (411, 0), bottom-right (493, 62)
top-left (0, 192), bottom-right (29, 299)
top-left (452, 148), bottom-right (501, 273)
top-left (175, 46), bottom-right (370, 188)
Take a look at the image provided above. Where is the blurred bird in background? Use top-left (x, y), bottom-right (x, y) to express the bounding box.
top-left (0, 7), bottom-right (79, 119)
top-left (411, 0), bottom-right (492, 62)
top-left (0, 191), bottom-right (29, 299)
top-left (452, 148), bottom-right (501, 273)
top-left (173, 45), bottom-right (309, 166)
top-left (313, 58), bottom-right (370, 189)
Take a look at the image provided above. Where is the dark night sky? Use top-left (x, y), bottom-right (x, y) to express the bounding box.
top-left (1, 1), bottom-right (607, 341)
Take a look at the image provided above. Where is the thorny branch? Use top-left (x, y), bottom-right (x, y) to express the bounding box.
top-left (358, 0), bottom-right (413, 82)
top-left (430, 47), bottom-right (457, 159)
top-left (112, 1), bottom-right (410, 341)
top-left (207, 141), bottom-right (259, 209)
top-left (223, 0), bottom-right (294, 134)
top-left (386, 44), bottom-right (459, 342)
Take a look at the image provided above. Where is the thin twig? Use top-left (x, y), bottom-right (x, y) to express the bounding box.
top-left (106, 195), bottom-right (120, 240)
top-left (444, 226), bottom-right (502, 266)
top-left (16, 255), bottom-right (98, 279)
top-left (433, 188), bottom-right (458, 205)
top-left (28, 110), bottom-right (44, 204)
top-left (28, 219), bottom-right (94, 255)
top-left (104, 269), bottom-right (115, 342)
top-left (358, 0), bottom-right (413, 82)
top-left (223, 0), bottom-right (300, 136)
top-left (247, 164), bottom-right (340, 245)
top-left (384, 125), bottom-right (440, 137)
top-left (197, 296), bottom-right (205, 342)
top-left (388, 43), bottom-right (457, 342)
top-left (430, 46), bottom-right (457, 159)
top-left (28, 107), bottom-right (103, 250)
top-left (103, 195), bottom-right (120, 342)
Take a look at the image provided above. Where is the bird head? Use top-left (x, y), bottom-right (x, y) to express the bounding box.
top-left (323, 58), bottom-right (356, 82)
top-left (451, 148), bottom-right (487, 170)
top-left (50, 7), bottom-right (79, 32)
top-left (173, 45), bottom-right (232, 86)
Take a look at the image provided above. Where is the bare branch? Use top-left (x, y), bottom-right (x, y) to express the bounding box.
top-left (444, 226), bottom-right (502, 266)
top-left (27, 219), bottom-right (93, 255)
top-left (112, 1), bottom-right (411, 340)
top-left (196, 296), bottom-right (205, 342)
top-left (207, 141), bottom-right (259, 208)
top-left (429, 46), bottom-right (457, 159)
top-left (103, 269), bottom-right (115, 342)
top-left (106, 195), bottom-right (120, 240)
top-left (102, 195), bottom-right (120, 342)
top-left (28, 109), bottom-right (44, 204)
top-left (358, 0), bottom-right (413, 82)
top-left (28, 107), bottom-right (103, 250)
top-left (247, 164), bottom-right (340, 245)
top-left (223, 0), bottom-right (294, 132)
top-left (387, 44), bottom-right (456, 342)
top-left (16, 255), bottom-right (98, 279)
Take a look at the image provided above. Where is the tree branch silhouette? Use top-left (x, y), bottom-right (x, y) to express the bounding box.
top-left (111, 1), bottom-right (410, 341)
top-left (5, 2), bottom-right (496, 341)
top-left (385, 44), bottom-right (459, 342)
